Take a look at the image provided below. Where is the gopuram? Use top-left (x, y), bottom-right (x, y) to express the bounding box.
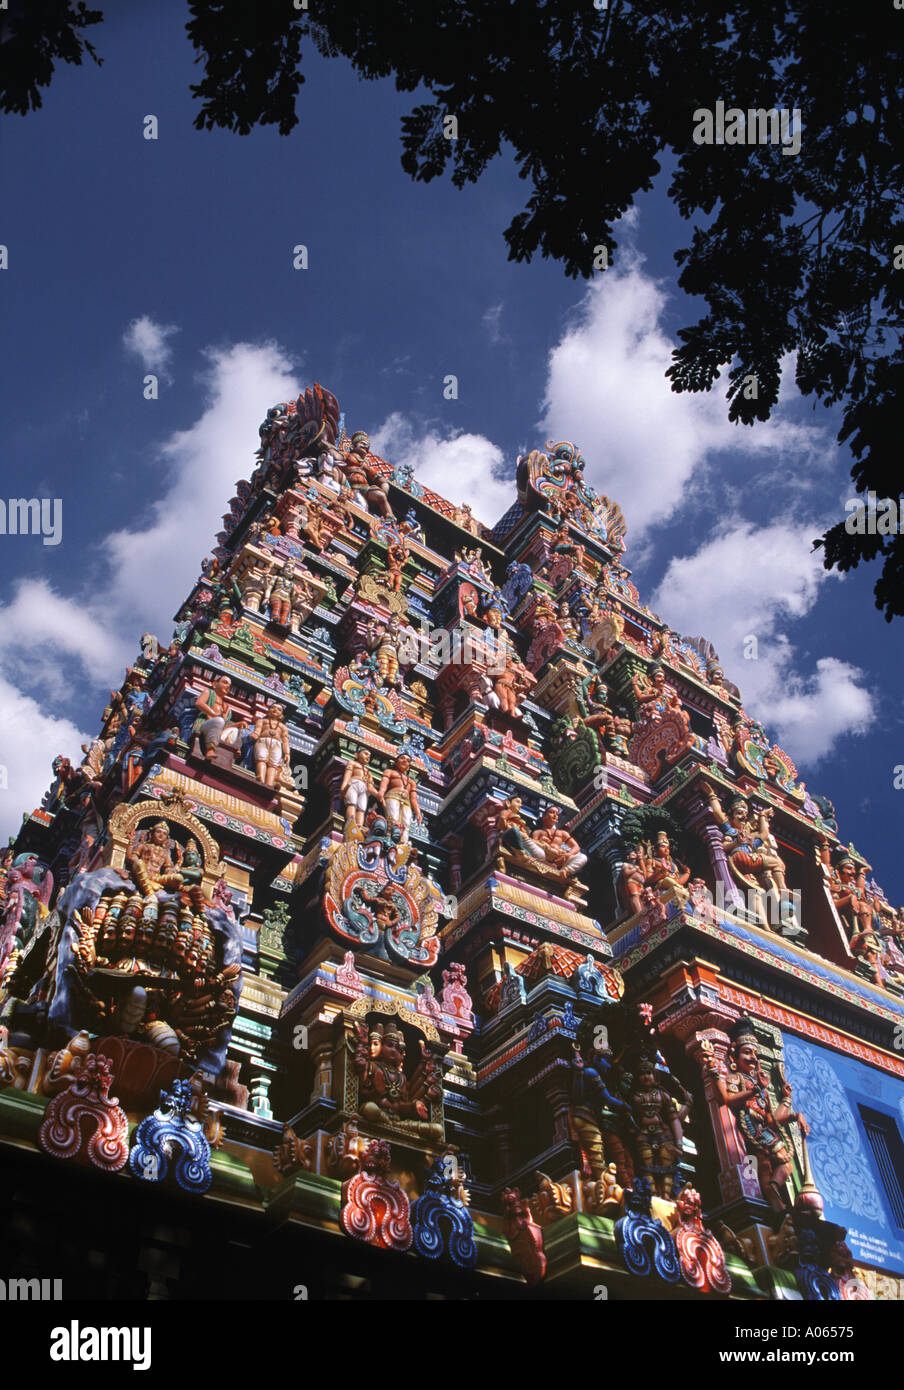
top-left (1, 382), bottom-right (902, 1300)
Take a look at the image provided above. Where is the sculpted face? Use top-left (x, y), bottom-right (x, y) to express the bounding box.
top-left (151, 826), bottom-right (168, 847)
top-left (542, 807), bottom-right (559, 829)
top-left (215, 676), bottom-right (231, 697)
top-left (358, 749), bottom-right (370, 765)
top-left (396, 755), bottom-right (411, 773)
top-left (729, 800), bottom-right (748, 827)
top-left (735, 1042), bottom-right (758, 1074)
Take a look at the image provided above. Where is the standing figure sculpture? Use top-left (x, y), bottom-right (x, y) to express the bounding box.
top-left (378, 754), bottom-right (422, 844)
top-left (366, 614), bottom-right (406, 689)
top-left (626, 1057), bottom-right (688, 1199)
top-left (704, 1017), bottom-right (808, 1216)
top-left (337, 432), bottom-right (393, 518)
top-left (251, 704), bottom-right (291, 789)
top-left (340, 748), bottom-right (377, 837)
top-left (704, 785), bottom-right (797, 931)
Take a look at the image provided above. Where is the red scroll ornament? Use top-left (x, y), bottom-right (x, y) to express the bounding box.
top-left (340, 1139), bottom-right (413, 1252)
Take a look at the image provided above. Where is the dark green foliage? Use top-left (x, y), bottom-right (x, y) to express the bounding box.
top-left (5, 2), bottom-right (904, 615)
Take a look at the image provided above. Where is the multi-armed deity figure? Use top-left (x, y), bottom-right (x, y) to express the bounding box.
top-left (351, 1018), bottom-right (443, 1141)
top-left (704, 1017), bottom-right (809, 1216)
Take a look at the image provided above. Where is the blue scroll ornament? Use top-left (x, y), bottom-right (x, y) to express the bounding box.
top-left (129, 1079), bottom-right (212, 1194)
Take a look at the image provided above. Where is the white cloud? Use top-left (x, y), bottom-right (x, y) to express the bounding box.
top-left (0, 342), bottom-right (300, 836)
top-left (105, 341), bottom-right (300, 636)
top-left (539, 264), bottom-right (829, 540)
top-left (123, 315), bottom-right (180, 375)
top-left (0, 674), bottom-right (90, 838)
top-left (371, 412), bottom-right (515, 531)
top-left (482, 301), bottom-right (506, 345)
top-left (651, 520), bottom-right (875, 765)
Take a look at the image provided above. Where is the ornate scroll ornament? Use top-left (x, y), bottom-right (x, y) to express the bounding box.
top-left (546, 718), bottom-right (598, 797)
top-left (324, 838), bottom-right (442, 967)
top-left (332, 664), bottom-right (408, 735)
top-left (39, 1053), bottom-right (129, 1172)
top-left (129, 1078), bottom-right (213, 1194)
top-left (341, 1139), bottom-right (413, 1252)
top-left (354, 571), bottom-right (409, 617)
top-left (615, 1178), bottom-right (682, 1283)
top-left (673, 1187), bottom-right (732, 1294)
top-left (411, 1151), bottom-right (478, 1267)
top-left (732, 720), bottom-right (806, 802)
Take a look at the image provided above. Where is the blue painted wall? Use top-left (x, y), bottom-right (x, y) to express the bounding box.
top-left (783, 1034), bottom-right (904, 1274)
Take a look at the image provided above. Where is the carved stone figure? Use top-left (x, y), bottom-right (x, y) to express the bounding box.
top-left (704, 784), bottom-right (798, 932)
top-left (251, 703), bottom-right (291, 789)
top-left (704, 1018), bottom-right (808, 1215)
top-left (194, 676), bottom-right (246, 761)
top-left (351, 1018), bottom-right (442, 1141)
top-left (377, 753), bottom-right (422, 843)
top-left (340, 747), bottom-right (376, 836)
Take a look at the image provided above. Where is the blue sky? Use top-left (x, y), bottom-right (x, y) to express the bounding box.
top-left (0, 1), bottom-right (901, 901)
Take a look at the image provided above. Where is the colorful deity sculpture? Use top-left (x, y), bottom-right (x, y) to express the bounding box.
top-left (336, 432), bottom-right (393, 518)
top-left (351, 1018), bottom-right (443, 1141)
top-left (639, 832), bottom-right (691, 898)
top-left (377, 753), bottom-right (422, 843)
top-left (340, 747), bottom-right (377, 836)
top-left (193, 676), bottom-right (246, 762)
top-left (251, 704), bottom-right (291, 789)
top-left (819, 845), bottom-right (884, 986)
top-left (704, 1017), bottom-right (808, 1215)
top-left (626, 1055), bottom-right (689, 1199)
top-left (704, 784), bottom-right (798, 931)
top-left (569, 1019), bottom-right (632, 1184)
top-left (577, 670), bottom-right (632, 756)
top-left (0, 853), bottom-right (53, 973)
top-left (366, 614), bottom-right (407, 689)
top-left (11, 805), bottom-right (244, 1078)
